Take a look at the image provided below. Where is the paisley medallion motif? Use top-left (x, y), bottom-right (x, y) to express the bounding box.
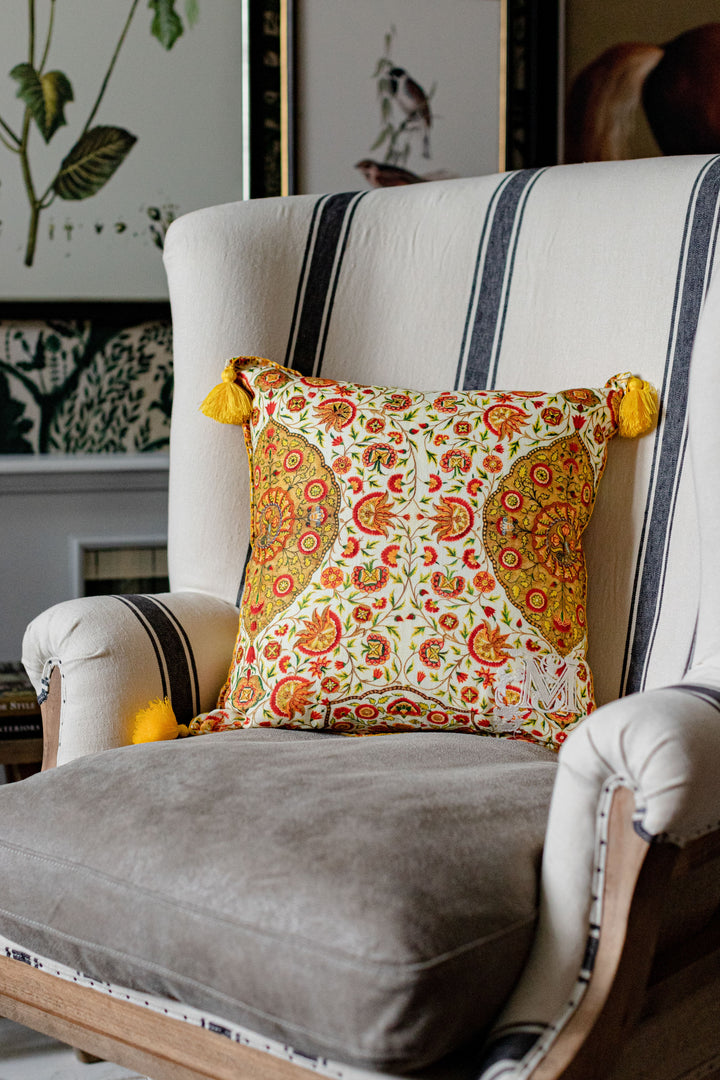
top-left (242, 422), bottom-right (340, 639)
top-left (483, 435), bottom-right (594, 654)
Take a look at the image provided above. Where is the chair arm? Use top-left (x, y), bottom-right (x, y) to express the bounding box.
top-left (22, 591), bottom-right (239, 768)
top-left (479, 682), bottom-right (720, 1078)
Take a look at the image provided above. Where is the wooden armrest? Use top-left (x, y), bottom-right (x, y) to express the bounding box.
top-left (41, 666), bottom-right (61, 772)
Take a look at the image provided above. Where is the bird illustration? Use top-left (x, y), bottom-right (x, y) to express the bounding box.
top-left (387, 66), bottom-right (432, 158)
top-left (355, 160), bottom-right (458, 189)
top-left (354, 160), bottom-right (425, 186)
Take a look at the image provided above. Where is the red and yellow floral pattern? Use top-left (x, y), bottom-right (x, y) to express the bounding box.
top-left (191, 357), bottom-right (632, 748)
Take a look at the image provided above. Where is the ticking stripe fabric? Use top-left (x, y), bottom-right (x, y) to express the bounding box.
top-left (164, 155), bottom-right (720, 708)
top-left (22, 592), bottom-right (239, 765)
top-left (115, 595), bottom-right (201, 722)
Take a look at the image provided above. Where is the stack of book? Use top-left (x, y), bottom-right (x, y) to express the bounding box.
top-left (0, 663), bottom-right (42, 770)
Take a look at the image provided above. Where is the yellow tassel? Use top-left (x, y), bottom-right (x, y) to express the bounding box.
top-left (131, 697), bottom-right (189, 744)
top-left (618, 376), bottom-right (659, 438)
top-left (200, 363), bottom-right (253, 425)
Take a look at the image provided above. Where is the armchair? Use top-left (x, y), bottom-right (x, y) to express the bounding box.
top-left (2, 155), bottom-right (720, 1080)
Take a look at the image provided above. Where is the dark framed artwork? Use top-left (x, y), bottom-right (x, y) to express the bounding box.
top-left (250, 0), bottom-right (561, 198)
top-left (0, 1), bottom-right (273, 456)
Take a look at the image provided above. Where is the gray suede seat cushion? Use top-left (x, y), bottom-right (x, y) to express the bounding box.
top-left (0, 729), bottom-right (557, 1072)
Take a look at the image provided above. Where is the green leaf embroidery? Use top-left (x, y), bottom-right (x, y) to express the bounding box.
top-left (149, 0), bottom-right (184, 50)
top-left (53, 126), bottom-right (137, 200)
top-left (11, 63), bottom-right (74, 143)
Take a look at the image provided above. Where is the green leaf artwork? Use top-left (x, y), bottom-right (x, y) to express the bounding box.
top-left (149, 0), bottom-right (184, 50)
top-left (53, 126), bottom-right (138, 200)
top-left (10, 63), bottom-right (73, 142)
top-left (0, 318), bottom-right (173, 454)
top-left (0, 1), bottom-right (199, 266)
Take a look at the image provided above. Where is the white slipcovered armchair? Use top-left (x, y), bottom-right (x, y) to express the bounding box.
top-left (1, 155), bottom-right (720, 1080)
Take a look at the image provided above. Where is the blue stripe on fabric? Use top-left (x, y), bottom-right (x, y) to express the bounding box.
top-left (116, 596), bottom-right (167, 700)
top-left (314, 192), bottom-right (368, 377)
top-left (150, 595), bottom-right (201, 715)
top-left (622, 156), bottom-right (720, 695)
top-left (116, 595), bottom-right (197, 723)
top-left (284, 195), bottom-right (327, 370)
top-left (285, 191), bottom-right (364, 376)
top-left (454, 173), bottom-right (516, 390)
top-left (457, 169), bottom-right (544, 391)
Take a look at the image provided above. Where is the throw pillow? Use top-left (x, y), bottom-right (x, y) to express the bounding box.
top-left (189, 358), bottom-right (654, 749)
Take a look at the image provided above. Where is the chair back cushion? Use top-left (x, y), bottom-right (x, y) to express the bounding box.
top-left (164, 156), bottom-right (720, 706)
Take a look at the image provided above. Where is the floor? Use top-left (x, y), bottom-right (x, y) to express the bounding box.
top-left (0, 1019), bottom-right (147, 1080)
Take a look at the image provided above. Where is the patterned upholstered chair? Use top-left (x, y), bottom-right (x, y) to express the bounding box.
top-left (1, 155), bottom-right (720, 1080)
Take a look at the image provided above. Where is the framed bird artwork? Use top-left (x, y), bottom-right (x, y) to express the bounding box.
top-left (270, 0), bottom-right (562, 196)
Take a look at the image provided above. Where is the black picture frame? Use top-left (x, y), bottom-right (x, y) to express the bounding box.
top-left (246, 0), bottom-right (561, 198)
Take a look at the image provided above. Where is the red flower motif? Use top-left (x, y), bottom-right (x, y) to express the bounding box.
top-left (296, 606), bottom-right (342, 656)
top-left (440, 448), bottom-right (472, 473)
top-left (388, 473), bottom-right (404, 493)
top-left (428, 474), bottom-right (442, 492)
top-left (353, 491), bottom-right (396, 537)
top-left (431, 571), bottom-right (465, 598)
top-left (270, 676), bottom-right (314, 720)
top-left (314, 398), bottom-right (357, 431)
top-left (351, 565), bottom-right (389, 592)
top-left (462, 548), bottom-right (481, 570)
top-left (433, 393), bottom-right (458, 414)
top-left (473, 570), bottom-right (496, 593)
top-left (382, 544), bottom-right (400, 567)
top-left (541, 406), bottom-right (563, 426)
top-left (362, 443), bottom-right (398, 470)
top-left (468, 621), bottom-right (512, 668)
top-left (483, 454), bottom-right (503, 474)
top-left (320, 567), bottom-right (344, 589)
top-left (483, 403), bottom-right (529, 440)
top-left (429, 496), bottom-right (474, 541)
top-left (364, 632), bottom-right (390, 664)
top-left (365, 417), bottom-right (385, 433)
top-left (423, 545), bottom-right (438, 565)
top-left (419, 638), bottom-right (444, 668)
top-left (384, 392), bottom-right (413, 412)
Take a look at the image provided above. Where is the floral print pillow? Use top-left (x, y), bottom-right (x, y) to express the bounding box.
top-left (191, 357), bottom-right (631, 749)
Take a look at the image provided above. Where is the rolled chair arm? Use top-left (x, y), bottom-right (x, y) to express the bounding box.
top-left (22, 591), bottom-right (239, 768)
top-left (479, 680), bottom-right (720, 1078)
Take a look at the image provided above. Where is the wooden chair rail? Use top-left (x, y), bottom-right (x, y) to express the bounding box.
top-left (529, 787), bottom-right (680, 1080)
top-left (0, 953), bottom-right (319, 1080)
